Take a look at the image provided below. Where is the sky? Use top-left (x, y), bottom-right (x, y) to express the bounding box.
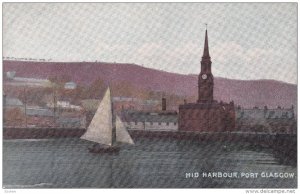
top-left (3, 3), bottom-right (297, 84)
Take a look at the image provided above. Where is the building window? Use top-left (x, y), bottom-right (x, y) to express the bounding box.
top-left (135, 121), bottom-right (137, 125)
top-left (166, 122), bottom-right (169, 126)
top-left (158, 122), bottom-right (161, 125)
top-left (174, 122), bottom-right (177, 125)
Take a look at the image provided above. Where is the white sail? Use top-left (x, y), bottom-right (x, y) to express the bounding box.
top-left (80, 88), bottom-right (113, 146)
top-left (116, 115), bottom-right (134, 145)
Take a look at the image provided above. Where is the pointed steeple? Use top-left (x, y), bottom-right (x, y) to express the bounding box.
top-left (198, 25), bottom-right (213, 103)
top-left (202, 27), bottom-right (210, 59)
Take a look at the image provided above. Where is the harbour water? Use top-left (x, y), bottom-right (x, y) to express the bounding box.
top-left (3, 137), bottom-right (297, 188)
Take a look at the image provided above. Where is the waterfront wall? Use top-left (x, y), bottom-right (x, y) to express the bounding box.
top-left (3, 127), bottom-right (86, 139)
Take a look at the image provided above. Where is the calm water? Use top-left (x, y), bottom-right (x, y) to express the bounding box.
top-left (3, 137), bottom-right (297, 188)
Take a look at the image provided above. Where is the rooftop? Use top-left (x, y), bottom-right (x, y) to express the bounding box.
top-left (26, 107), bottom-right (54, 117)
top-left (236, 108), bottom-right (295, 120)
top-left (121, 110), bottom-right (178, 123)
top-left (5, 97), bottom-right (23, 106)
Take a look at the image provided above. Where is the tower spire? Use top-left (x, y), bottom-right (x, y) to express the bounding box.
top-left (198, 25), bottom-right (213, 103)
top-left (202, 25), bottom-right (210, 59)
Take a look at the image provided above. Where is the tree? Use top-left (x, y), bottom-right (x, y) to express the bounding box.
top-left (85, 78), bottom-right (106, 99)
top-left (48, 74), bottom-right (72, 86)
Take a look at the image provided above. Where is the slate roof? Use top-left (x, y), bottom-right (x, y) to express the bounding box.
top-left (179, 101), bottom-right (231, 109)
top-left (5, 97), bottom-right (23, 106)
top-left (64, 82), bottom-right (77, 89)
top-left (236, 108), bottom-right (295, 120)
top-left (112, 97), bottom-right (138, 102)
top-left (26, 107), bottom-right (54, 117)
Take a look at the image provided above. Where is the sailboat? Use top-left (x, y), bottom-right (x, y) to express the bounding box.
top-left (80, 87), bottom-right (134, 153)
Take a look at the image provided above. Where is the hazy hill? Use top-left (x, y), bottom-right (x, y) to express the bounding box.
top-left (3, 60), bottom-right (297, 108)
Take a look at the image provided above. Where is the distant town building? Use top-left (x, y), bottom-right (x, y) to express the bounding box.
top-left (24, 106), bottom-right (55, 127)
top-left (113, 97), bottom-right (160, 111)
top-left (4, 72), bottom-right (51, 87)
top-left (121, 110), bottom-right (178, 131)
top-left (47, 100), bottom-right (82, 111)
top-left (82, 97), bottom-right (161, 114)
top-left (179, 29), bottom-right (235, 132)
top-left (6, 71), bottom-right (16, 79)
top-left (4, 97), bottom-right (24, 109)
top-left (57, 116), bottom-right (86, 128)
top-left (26, 106), bottom-right (54, 117)
top-left (57, 101), bottom-right (71, 108)
top-left (64, 82), bottom-right (77, 89)
top-left (112, 97), bottom-right (139, 102)
top-left (140, 99), bottom-right (160, 111)
top-left (236, 106), bottom-right (296, 134)
top-left (23, 104), bottom-right (85, 128)
top-left (112, 96), bottom-right (138, 111)
top-left (120, 98), bottom-right (177, 131)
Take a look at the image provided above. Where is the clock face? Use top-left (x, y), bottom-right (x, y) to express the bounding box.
top-left (202, 74), bottom-right (207, 80)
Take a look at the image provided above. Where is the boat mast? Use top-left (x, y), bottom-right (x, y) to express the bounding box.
top-left (111, 89), bottom-right (116, 146)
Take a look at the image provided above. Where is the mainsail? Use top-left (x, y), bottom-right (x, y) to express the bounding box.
top-left (116, 116), bottom-right (134, 145)
top-left (80, 88), bottom-right (113, 146)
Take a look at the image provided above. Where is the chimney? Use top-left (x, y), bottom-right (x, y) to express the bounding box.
top-left (162, 98), bottom-right (166, 111)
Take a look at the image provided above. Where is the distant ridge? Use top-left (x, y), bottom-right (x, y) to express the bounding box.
top-left (3, 60), bottom-right (296, 108)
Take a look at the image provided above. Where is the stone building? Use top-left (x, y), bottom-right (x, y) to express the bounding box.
top-left (64, 82), bottom-right (77, 90)
top-left (179, 29), bottom-right (235, 132)
top-left (236, 106), bottom-right (296, 134)
top-left (121, 110), bottom-right (178, 131)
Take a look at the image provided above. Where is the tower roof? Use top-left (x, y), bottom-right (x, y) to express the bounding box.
top-left (202, 29), bottom-right (210, 59)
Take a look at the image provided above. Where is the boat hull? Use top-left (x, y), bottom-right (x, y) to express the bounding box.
top-left (88, 145), bottom-right (120, 154)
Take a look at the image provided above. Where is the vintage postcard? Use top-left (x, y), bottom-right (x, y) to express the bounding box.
top-left (2, 3), bottom-right (297, 189)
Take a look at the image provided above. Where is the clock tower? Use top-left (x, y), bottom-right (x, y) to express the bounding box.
top-left (198, 29), bottom-right (214, 103)
top-left (179, 27), bottom-right (235, 132)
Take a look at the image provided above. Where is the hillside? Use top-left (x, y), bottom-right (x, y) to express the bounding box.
top-left (3, 60), bottom-right (297, 108)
